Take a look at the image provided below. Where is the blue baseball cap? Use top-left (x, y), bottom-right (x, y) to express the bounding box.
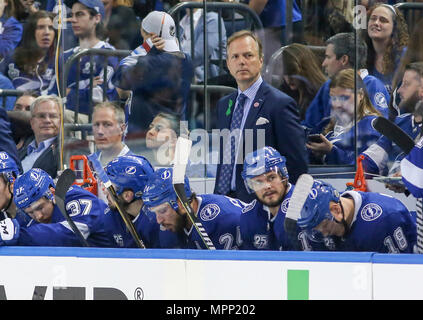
top-left (65, 0), bottom-right (105, 19)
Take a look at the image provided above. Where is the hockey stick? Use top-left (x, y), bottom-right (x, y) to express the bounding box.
top-left (284, 174), bottom-right (314, 250)
top-left (172, 136), bottom-right (216, 250)
top-left (87, 154), bottom-right (146, 249)
top-left (373, 117), bottom-right (423, 253)
top-left (55, 169), bottom-right (90, 247)
top-left (373, 116), bottom-right (415, 154)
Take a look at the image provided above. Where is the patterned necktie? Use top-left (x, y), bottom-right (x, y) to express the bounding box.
top-left (216, 93), bottom-right (247, 195)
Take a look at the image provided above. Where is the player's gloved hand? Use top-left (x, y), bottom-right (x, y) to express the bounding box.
top-left (0, 218), bottom-right (20, 246)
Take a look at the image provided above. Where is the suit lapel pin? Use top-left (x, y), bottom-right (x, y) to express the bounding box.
top-left (226, 99), bottom-right (233, 116)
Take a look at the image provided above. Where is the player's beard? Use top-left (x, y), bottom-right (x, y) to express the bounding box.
top-left (259, 191), bottom-right (284, 209)
top-left (109, 195), bottom-right (130, 212)
top-left (399, 91), bottom-right (420, 114)
top-left (173, 209), bottom-right (187, 233)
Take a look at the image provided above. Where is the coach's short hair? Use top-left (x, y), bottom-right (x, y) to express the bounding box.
top-left (227, 30), bottom-right (263, 59)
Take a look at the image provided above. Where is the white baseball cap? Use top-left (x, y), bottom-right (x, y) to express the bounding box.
top-left (141, 11), bottom-right (180, 52)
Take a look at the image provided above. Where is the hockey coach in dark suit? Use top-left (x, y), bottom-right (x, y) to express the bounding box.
top-left (214, 30), bottom-right (308, 203)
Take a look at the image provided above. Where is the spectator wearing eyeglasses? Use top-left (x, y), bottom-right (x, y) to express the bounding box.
top-left (18, 95), bottom-right (61, 178)
top-left (306, 69), bottom-right (382, 165)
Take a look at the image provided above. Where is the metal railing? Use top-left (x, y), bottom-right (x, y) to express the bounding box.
top-left (0, 89), bottom-right (24, 109)
top-left (169, 1), bottom-right (264, 81)
top-left (395, 2), bottom-right (423, 30)
top-left (61, 48), bottom-right (131, 123)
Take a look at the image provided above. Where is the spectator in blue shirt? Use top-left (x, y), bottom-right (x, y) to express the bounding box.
top-left (249, 0), bottom-right (303, 64)
top-left (0, 72), bottom-right (16, 110)
top-left (306, 68), bottom-right (382, 165)
top-left (0, 0), bottom-right (23, 58)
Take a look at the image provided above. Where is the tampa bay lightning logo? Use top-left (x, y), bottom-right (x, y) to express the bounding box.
top-left (361, 203), bottom-right (383, 221)
top-left (125, 166), bottom-right (136, 175)
top-left (200, 204), bottom-right (220, 221)
top-left (309, 188), bottom-right (318, 199)
top-left (374, 92), bottom-right (388, 108)
top-left (161, 170), bottom-right (171, 180)
top-left (30, 170), bottom-right (40, 181)
top-left (281, 197), bottom-right (290, 213)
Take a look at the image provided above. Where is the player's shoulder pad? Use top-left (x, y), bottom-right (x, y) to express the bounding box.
top-left (359, 202), bottom-right (384, 222)
top-left (66, 185), bottom-right (95, 199)
top-left (199, 202), bottom-right (222, 222)
top-left (241, 199), bottom-right (258, 214)
top-left (396, 113), bottom-right (412, 121)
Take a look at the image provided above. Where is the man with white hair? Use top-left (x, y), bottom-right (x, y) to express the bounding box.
top-left (18, 95), bottom-right (61, 179)
top-left (112, 10), bottom-right (193, 135)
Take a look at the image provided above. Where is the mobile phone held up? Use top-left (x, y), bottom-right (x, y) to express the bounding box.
top-left (307, 134), bottom-right (323, 143)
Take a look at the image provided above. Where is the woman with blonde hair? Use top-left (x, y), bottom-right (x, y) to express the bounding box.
top-left (279, 43), bottom-right (327, 120)
top-left (306, 68), bottom-right (382, 165)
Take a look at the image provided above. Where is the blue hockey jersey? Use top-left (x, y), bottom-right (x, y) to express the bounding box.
top-left (0, 54), bottom-right (57, 96)
top-left (63, 41), bottom-right (120, 115)
top-left (239, 183), bottom-right (295, 250)
top-left (239, 183), bottom-right (337, 251)
top-left (362, 113), bottom-right (422, 175)
top-left (401, 136), bottom-right (423, 198)
top-left (323, 115), bottom-right (381, 165)
top-left (103, 205), bottom-right (182, 248)
top-left (180, 194), bottom-right (244, 250)
top-left (112, 45), bottom-right (193, 132)
top-left (0, 15), bottom-right (22, 58)
top-left (303, 70), bottom-right (390, 134)
top-left (335, 191), bottom-right (416, 253)
top-left (16, 185), bottom-right (113, 247)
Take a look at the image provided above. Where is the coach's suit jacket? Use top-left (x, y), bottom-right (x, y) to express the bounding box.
top-left (214, 81), bottom-right (308, 203)
top-left (19, 135), bottom-right (59, 179)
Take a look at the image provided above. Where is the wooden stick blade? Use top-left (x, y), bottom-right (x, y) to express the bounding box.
top-left (285, 174), bottom-right (314, 221)
top-left (173, 136), bottom-right (192, 185)
top-left (284, 174), bottom-right (314, 250)
top-left (55, 169), bottom-right (76, 200)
